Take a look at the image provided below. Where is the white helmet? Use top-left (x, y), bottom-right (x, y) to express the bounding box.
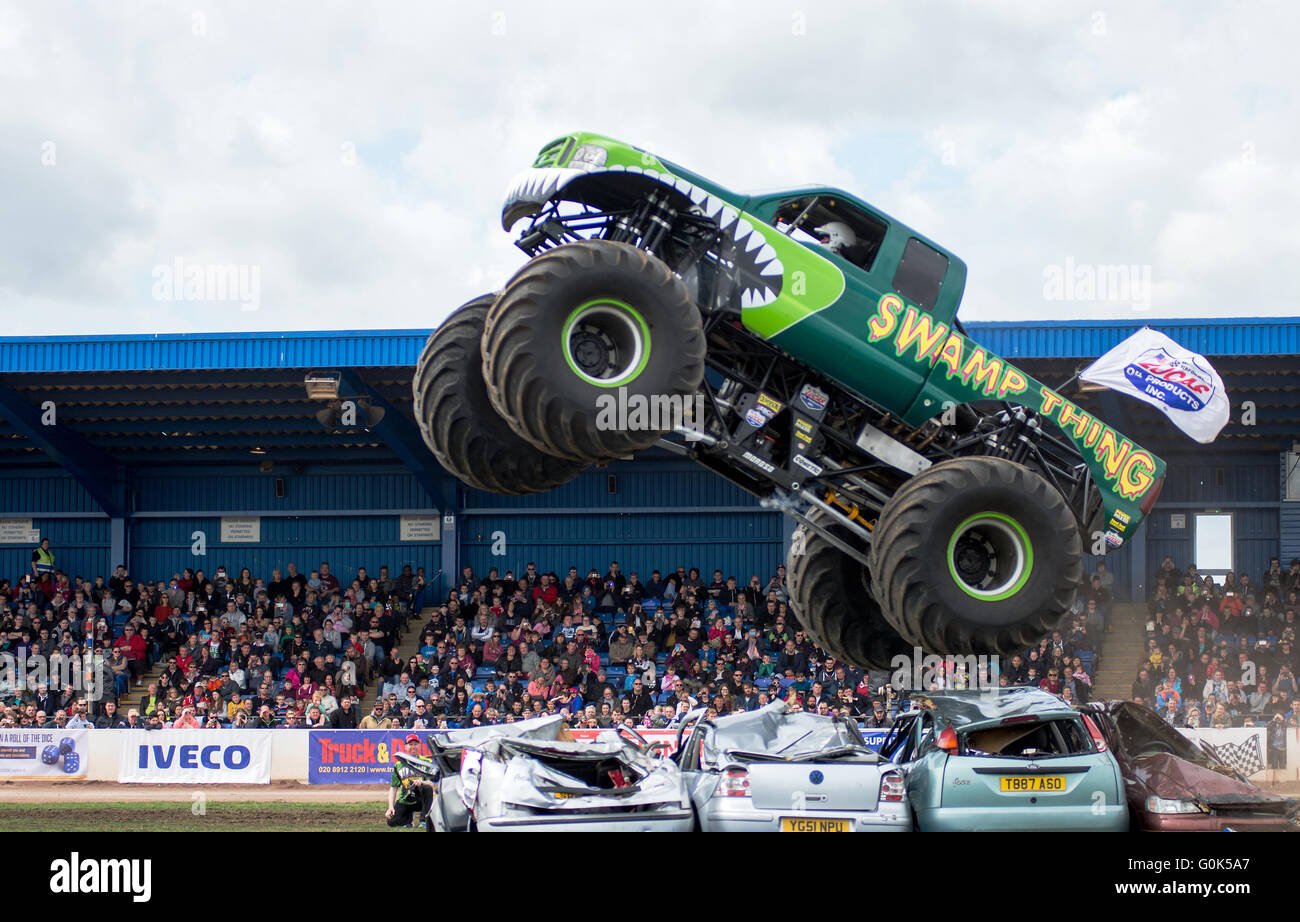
top-left (813, 221), bottom-right (856, 256)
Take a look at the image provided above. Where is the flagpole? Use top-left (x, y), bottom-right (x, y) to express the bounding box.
top-left (1055, 372), bottom-right (1081, 393)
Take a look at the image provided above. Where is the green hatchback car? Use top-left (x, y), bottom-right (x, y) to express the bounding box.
top-left (879, 687), bottom-right (1127, 831)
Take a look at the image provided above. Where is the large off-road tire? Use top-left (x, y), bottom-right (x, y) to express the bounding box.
top-left (868, 457), bottom-right (1082, 655)
top-left (787, 510), bottom-right (912, 670)
top-left (413, 294), bottom-right (586, 494)
top-left (482, 240), bottom-right (706, 462)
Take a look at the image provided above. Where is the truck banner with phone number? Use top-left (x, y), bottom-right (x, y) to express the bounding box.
top-left (309, 729), bottom-right (443, 783)
top-left (309, 725), bottom-right (890, 783)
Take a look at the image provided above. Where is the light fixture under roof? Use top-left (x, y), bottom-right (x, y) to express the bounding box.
top-left (304, 371), bottom-right (341, 400)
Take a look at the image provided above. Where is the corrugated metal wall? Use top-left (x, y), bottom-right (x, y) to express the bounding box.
top-left (0, 331), bottom-right (428, 372)
top-left (1161, 460), bottom-right (1280, 504)
top-left (1281, 453), bottom-right (1300, 563)
top-left (1282, 504), bottom-right (1300, 563)
top-left (134, 466), bottom-right (434, 512)
top-left (459, 510), bottom-right (784, 586)
top-left (1235, 507), bottom-right (1282, 585)
top-left (461, 463), bottom-right (762, 510)
top-left (129, 515), bottom-right (439, 587)
top-left (0, 518), bottom-right (110, 583)
top-left (0, 470), bottom-right (102, 513)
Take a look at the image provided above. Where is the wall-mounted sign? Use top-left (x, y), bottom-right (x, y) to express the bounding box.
top-left (220, 517), bottom-right (261, 543)
top-left (0, 519), bottom-right (39, 545)
top-left (400, 515), bottom-right (439, 542)
top-left (1170, 514), bottom-right (1186, 530)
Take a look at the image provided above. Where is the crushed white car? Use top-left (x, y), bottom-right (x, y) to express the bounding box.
top-left (397, 715), bottom-right (693, 832)
top-left (677, 701), bottom-right (911, 832)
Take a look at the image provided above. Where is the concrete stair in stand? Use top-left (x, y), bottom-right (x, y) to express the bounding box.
top-left (1091, 602), bottom-right (1149, 701)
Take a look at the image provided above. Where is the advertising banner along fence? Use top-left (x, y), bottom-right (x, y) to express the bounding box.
top-left (0, 728), bottom-right (89, 779)
top-left (308, 726), bottom-right (890, 784)
top-left (309, 730), bottom-right (442, 784)
top-left (118, 731), bottom-right (272, 784)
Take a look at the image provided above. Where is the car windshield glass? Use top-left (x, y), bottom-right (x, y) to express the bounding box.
top-left (1108, 702), bottom-right (1220, 767)
top-left (961, 718), bottom-right (1092, 759)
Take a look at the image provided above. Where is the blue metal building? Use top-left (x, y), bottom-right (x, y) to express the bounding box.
top-left (0, 318), bottom-right (1297, 601)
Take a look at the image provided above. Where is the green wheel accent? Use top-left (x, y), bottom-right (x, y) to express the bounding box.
top-left (560, 298), bottom-right (651, 388)
top-left (946, 512), bottom-right (1034, 602)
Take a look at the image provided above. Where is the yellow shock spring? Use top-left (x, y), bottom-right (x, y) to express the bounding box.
top-left (823, 489), bottom-right (874, 529)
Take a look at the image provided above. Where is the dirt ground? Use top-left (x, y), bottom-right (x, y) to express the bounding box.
top-left (0, 780), bottom-right (387, 803)
top-left (0, 799), bottom-right (395, 832)
top-left (1262, 780), bottom-right (1300, 795)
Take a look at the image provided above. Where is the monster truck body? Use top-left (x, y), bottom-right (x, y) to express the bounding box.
top-left (415, 131), bottom-right (1166, 664)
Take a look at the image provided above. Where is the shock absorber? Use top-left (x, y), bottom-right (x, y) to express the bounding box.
top-left (639, 191), bottom-right (678, 257)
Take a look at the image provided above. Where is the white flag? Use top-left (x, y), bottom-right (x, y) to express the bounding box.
top-left (1079, 327), bottom-right (1229, 444)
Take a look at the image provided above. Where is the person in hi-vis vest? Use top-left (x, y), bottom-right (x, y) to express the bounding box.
top-left (31, 538), bottom-right (55, 579)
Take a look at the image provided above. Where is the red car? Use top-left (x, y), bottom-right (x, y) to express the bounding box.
top-left (1083, 701), bottom-right (1299, 831)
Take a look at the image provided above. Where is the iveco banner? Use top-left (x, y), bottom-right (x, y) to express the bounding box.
top-left (118, 731), bottom-right (272, 783)
top-left (1079, 327), bottom-right (1229, 444)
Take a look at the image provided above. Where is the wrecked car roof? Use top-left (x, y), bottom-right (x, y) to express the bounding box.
top-left (434, 714), bottom-right (572, 750)
top-left (704, 700), bottom-right (872, 760)
top-left (909, 688), bottom-right (1076, 728)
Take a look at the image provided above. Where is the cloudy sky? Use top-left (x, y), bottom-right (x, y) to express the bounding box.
top-left (2, 0), bottom-right (1297, 336)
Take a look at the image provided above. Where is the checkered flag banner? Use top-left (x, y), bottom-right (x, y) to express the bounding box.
top-left (1212, 735), bottom-right (1264, 777)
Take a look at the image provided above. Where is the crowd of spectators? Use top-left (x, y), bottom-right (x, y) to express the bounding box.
top-left (0, 559), bottom-right (424, 731)
top-left (8, 543), bottom-right (1294, 742)
top-left (1132, 555), bottom-right (1300, 762)
top-left (0, 553), bottom-right (1014, 732)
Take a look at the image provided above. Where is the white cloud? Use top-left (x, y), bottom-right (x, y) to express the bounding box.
top-left (0, 0), bottom-right (1297, 335)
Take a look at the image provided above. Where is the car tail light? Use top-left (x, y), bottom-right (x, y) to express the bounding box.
top-left (1001, 715), bottom-right (1038, 724)
top-left (1082, 714), bottom-right (1107, 752)
top-left (718, 768), bottom-right (750, 797)
top-left (880, 770), bottom-right (906, 803)
top-left (936, 726), bottom-right (958, 752)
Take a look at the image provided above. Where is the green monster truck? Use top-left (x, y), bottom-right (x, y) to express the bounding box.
top-left (414, 131), bottom-right (1166, 667)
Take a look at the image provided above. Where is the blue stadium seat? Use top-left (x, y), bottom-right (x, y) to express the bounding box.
top-left (606, 666), bottom-right (626, 681)
top-left (470, 679), bottom-right (487, 694)
top-left (475, 666), bottom-right (495, 679)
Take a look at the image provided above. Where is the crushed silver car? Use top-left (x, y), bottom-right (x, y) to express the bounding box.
top-left (396, 715), bottom-right (693, 832)
top-left (676, 701), bottom-right (911, 832)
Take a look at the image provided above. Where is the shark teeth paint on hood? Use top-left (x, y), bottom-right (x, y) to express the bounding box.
top-left (501, 164), bottom-right (784, 311)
